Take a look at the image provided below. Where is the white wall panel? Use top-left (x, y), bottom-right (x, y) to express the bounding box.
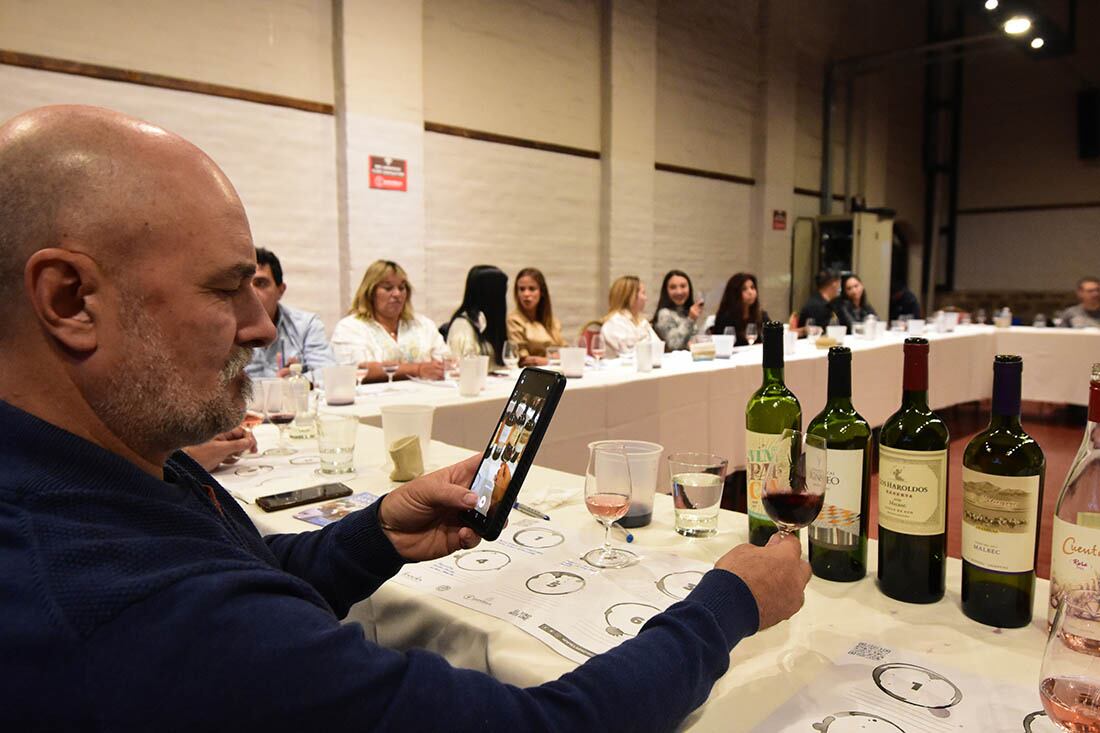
top-left (0, 65), bottom-right (342, 332)
top-left (0, 0), bottom-right (334, 103)
top-left (423, 133), bottom-right (601, 337)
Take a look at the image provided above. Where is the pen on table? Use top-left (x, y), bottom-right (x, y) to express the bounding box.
top-left (610, 522), bottom-right (634, 543)
top-left (513, 502), bottom-right (550, 520)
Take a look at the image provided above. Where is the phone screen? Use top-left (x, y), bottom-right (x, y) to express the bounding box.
top-left (468, 369), bottom-right (561, 525)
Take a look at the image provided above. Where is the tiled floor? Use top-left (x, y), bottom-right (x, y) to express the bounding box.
top-left (867, 401), bottom-right (1085, 579)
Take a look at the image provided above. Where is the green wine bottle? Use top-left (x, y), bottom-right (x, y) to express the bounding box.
top-left (877, 337), bottom-right (950, 603)
top-left (961, 355), bottom-right (1045, 628)
top-left (808, 346), bottom-right (871, 581)
top-left (746, 321), bottom-right (801, 546)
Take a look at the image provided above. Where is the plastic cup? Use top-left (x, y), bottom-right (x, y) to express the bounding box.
top-left (380, 404), bottom-right (434, 467)
top-left (651, 339), bottom-right (664, 368)
top-left (316, 413), bottom-right (358, 474)
top-left (827, 325), bottom-right (847, 341)
top-left (458, 357), bottom-right (484, 396)
top-left (712, 334), bottom-right (734, 358)
top-left (635, 341), bottom-right (652, 372)
top-left (322, 365), bottom-right (357, 406)
top-left (669, 452), bottom-right (728, 537)
top-left (587, 440), bottom-right (663, 528)
top-left (560, 347), bottom-right (586, 378)
top-left (907, 318), bottom-right (926, 336)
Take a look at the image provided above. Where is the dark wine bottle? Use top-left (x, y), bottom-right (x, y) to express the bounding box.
top-left (745, 321), bottom-right (802, 546)
top-left (961, 355), bottom-right (1045, 628)
top-left (877, 337), bottom-right (950, 603)
top-left (807, 346), bottom-right (872, 581)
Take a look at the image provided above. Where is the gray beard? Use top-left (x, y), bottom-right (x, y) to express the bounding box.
top-left (90, 301), bottom-right (253, 457)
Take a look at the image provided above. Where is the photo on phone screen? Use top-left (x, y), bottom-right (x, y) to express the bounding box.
top-left (463, 368), bottom-right (564, 537)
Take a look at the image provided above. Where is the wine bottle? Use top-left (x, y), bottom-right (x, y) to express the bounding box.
top-left (1048, 363), bottom-right (1100, 625)
top-left (502, 397), bottom-right (528, 463)
top-left (961, 355), bottom-right (1045, 628)
top-left (877, 337), bottom-right (950, 603)
top-left (746, 320), bottom-right (802, 546)
top-left (807, 346), bottom-right (871, 581)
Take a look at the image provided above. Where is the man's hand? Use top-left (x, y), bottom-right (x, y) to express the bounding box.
top-left (379, 454), bottom-right (483, 561)
top-left (714, 533), bottom-right (811, 630)
top-left (275, 356), bottom-right (301, 378)
top-left (183, 427), bottom-right (258, 471)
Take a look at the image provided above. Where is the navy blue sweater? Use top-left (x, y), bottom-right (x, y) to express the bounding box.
top-left (0, 400), bottom-right (760, 731)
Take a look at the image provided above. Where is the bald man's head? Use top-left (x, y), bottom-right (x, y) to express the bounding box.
top-left (0, 105), bottom-right (242, 334)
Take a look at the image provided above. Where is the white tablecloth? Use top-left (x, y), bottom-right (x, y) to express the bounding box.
top-left (313, 326), bottom-right (1098, 477)
top-left (236, 425), bottom-right (1050, 733)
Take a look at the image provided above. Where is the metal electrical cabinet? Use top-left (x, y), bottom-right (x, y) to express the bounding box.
top-left (790, 212), bottom-right (894, 317)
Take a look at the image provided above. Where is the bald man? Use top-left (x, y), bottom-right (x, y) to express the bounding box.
top-left (0, 106), bottom-right (810, 731)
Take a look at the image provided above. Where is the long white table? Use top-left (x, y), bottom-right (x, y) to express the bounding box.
top-left (235, 425), bottom-right (1050, 733)
top-left (316, 326), bottom-right (1099, 477)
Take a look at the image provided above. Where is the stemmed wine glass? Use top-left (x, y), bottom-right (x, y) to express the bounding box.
top-left (503, 342), bottom-right (520, 372)
top-left (381, 345), bottom-right (402, 392)
top-left (761, 429), bottom-right (827, 540)
top-left (1040, 590), bottom-right (1100, 730)
top-left (583, 442), bottom-right (637, 569)
top-left (591, 334), bottom-right (605, 369)
top-left (745, 323), bottom-right (757, 345)
top-left (262, 379), bottom-right (297, 456)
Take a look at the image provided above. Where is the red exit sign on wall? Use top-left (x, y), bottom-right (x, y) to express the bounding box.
top-left (369, 156), bottom-right (407, 191)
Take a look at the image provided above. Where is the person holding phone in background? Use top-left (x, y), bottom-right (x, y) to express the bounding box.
top-left (0, 105), bottom-right (811, 732)
top-left (652, 269), bottom-right (702, 351)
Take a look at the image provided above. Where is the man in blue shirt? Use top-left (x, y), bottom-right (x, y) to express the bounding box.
top-left (0, 105), bottom-right (810, 731)
top-left (247, 246), bottom-right (336, 378)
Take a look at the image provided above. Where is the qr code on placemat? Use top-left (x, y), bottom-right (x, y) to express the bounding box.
top-left (848, 642), bottom-right (892, 661)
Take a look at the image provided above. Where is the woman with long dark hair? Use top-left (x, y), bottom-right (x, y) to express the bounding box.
top-left (507, 267), bottom-right (566, 366)
top-left (651, 269), bottom-right (702, 351)
top-left (446, 265), bottom-right (509, 365)
top-left (835, 273), bottom-right (877, 332)
top-left (711, 272), bottom-right (768, 346)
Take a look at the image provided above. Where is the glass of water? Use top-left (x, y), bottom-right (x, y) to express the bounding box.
top-left (316, 413), bottom-right (358, 474)
top-left (669, 452), bottom-right (729, 537)
top-left (503, 341), bottom-right (520, 372)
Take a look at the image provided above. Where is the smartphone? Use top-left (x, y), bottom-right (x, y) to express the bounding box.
top-left (461, 367), bottom-right (567, 540)
top-left (256, 482), bottom-right (353, 512)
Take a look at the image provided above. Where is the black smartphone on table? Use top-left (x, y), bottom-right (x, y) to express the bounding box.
top-left (256, 482), bottom-right (353, 512)
top-left (461, 367), bottom-right (567, 540)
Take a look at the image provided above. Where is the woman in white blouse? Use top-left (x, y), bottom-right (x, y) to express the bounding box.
top-left (330, 260), bottom-right (446, 381)
top-left (599, 275), bottom-right (659, 358)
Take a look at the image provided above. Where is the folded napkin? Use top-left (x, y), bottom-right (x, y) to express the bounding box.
top-left (388, 435), bottom-right (424, 482)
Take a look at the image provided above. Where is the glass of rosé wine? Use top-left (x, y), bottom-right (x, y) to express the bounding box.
top-left (582, 442), bottom-right (637, 569)
top-left (1041, 590), bottom-right (1100, 731)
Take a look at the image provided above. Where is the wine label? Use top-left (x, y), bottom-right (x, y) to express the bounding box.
top-left (960, 467), bottom-right (1039, 573)
top-left (1049, 515), bottom-right (1100, 625)
top-left (746, 430), bottom-right (789, 520)
top-left (877, 445), bottom-right (947, 536)
top-left (810, 448), bottom-right (864, 550)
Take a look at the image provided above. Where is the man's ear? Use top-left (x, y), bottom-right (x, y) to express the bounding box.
top-left (277, 282), bottom-right (287, 300)
top-left (24, 248), bottom-right (103, 354)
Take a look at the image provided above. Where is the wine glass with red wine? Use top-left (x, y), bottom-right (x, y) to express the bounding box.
top-left (262, 379), bottom-right (298, 456)
top-left (582, 442), bottom-right (637, 569)
top-left (1040, 590), bottom-right (1100, 731)
top-left (761, 430), bottom-right (827, 539)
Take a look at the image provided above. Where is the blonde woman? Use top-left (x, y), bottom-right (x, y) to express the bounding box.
top-left (330, 260), bottom-right (446, 381)
top-left (507, 267), bottom-right (566, 366)
top-left (599, 275), bottom-right (659, 358)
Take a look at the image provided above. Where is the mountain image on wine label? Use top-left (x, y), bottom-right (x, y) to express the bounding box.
top-left (962, 479), bottom-right (1030, 534)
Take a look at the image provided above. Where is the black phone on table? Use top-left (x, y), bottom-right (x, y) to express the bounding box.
top-left (461, 367), bottom-right (567, 541)
top-left (256, 482), bottom-right (353, 512)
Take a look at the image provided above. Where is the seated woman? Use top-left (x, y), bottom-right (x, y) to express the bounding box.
top-left (330, 260), bottom-right (445, 381)
top-left (445, 265), bottom-right (509, 366)
top-left (711, 272), bottom-right (769, 346)
top-left (651, 269), bottom-right (702, 351)
top-left (835, 273), bottom-right (877, 331)
top-left (600, 275), bottom-right (658, 358)
top-left (507, 267), bottom-right (566, 366)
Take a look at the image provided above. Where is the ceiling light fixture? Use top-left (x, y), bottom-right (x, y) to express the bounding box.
top-left (984, 0), bottom-right (998, 9)
top-left (1030, 37), bottom-right (1045, 49)
top-left (1004, 16), bottom-right (1032, 34)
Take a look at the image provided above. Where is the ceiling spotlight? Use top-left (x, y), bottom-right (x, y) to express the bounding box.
top-left (1030, 37), bottom-right (1045, 49)
top-left (1004, 16), bottom-right (1032, 34)
top-left (984, 0), bottom-right (998, 9)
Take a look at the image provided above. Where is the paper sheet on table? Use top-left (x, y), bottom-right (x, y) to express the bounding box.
top-left (749, 640), bottom-right (1052, 732)
top-left (389, 517), bottom-right (712, 665)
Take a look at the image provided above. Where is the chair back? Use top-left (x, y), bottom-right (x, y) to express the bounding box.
top-left (579, 320), bottom-right (603, 356)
